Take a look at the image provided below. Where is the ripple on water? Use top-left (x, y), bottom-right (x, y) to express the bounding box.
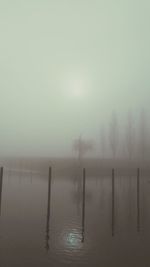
top-left (49, 220), bottom-right (91, 265)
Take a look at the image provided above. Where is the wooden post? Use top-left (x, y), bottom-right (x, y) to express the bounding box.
top-left (45, 167), bottom-right (52, 251)
top-left (0, 167), bottom-right (3, 216)
top-left (137, 168), bottom-right (140, 232)
top-left (81, 168), bottom-right (86, 242)
top-left (112, 168), bottom-right (115, 236)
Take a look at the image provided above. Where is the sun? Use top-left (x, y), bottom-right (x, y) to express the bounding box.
top-left (61, 70), bottom-right (87, 99)
top-left (69, 77), bottom-right (85, 97)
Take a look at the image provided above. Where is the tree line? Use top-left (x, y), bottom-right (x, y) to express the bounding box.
top-left (73, 109), bottom-right (149, 162)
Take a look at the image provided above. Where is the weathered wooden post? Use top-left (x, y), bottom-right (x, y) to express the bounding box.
top-left (112, 168), bottom-right (115, 236)
top-left (0, 167), bottom-right (3, 216)
top-left (137, 168), bottom-right (140, 232)
top-left (45, 166), bottom-right (52, 251)
top-left (81, 168), bottom-right (86, 243)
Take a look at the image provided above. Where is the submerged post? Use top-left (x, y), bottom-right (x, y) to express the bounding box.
top-left (45, 166), bottom-right (52, 251)
top-left (0, 167), bottom-right (3, 216)
top-left (81, 168), bottom-right (86, 243)
top-left (112, 168), bottom-right (115, 236)
top-left (137, 168), bottom-right (140, 232)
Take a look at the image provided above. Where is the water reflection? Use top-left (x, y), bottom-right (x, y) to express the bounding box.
top-left (81, 168), bottom-right (86, 243)
top-left (0, 161), bottom-right (150, 267)
top-left (62, 229), bottom-right (83, 250)
top-left (0, 167), bottom-right (3, 216)
top-left (72, 165), bottom-right (83, 216)
top-left (45, 167), bottom-right (52, 251)
top-left (112, 168), bottom-right (115, 237)
top-left (137, 168), bottom-right (140, 232)
top-left (71, 162), bottom-right (94, 244)
top-left (71, 164), bottom-right (87, 243)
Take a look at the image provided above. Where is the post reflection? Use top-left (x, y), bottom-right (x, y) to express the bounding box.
top-left (45, 167), bottom-right (52, 251)
top-left (0, 167), bottom-right (3, 216)
top-left (112, 168), bottom-right (115, 237)
top-left (137, 168), bottom-right (140, 232)
top-left (72, 163), bottom-right (86, 243)
top-left (81, 168), bottom-right (86, 243)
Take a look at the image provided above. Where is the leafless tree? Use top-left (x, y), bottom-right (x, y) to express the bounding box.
top-left (139, 109), bottom-right (148, 161)
top-left (100, 124), bottom-right (106, 159)
top-left (73, 136), bottom-right (94, 162)
top-left (109, 111), bottom-right (119, 159)
top-left (126, 110), bottom-right (135, 160)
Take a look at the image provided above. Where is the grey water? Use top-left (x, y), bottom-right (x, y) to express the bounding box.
top-left (0, 164), bottom-right (150, 266)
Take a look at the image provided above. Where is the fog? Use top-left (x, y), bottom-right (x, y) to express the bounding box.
top-left (0, 0), bottom-right (150, 157)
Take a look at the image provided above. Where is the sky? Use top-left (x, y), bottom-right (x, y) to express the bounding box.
top-left (0, 0), bottom-right (150, 157)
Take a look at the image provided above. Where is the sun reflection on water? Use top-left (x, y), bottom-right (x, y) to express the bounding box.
top-left (62, 229), bottom-right (83, 250)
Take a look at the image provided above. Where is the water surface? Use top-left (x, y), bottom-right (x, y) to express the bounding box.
top-left (0, 165), bottom-right (150, 267)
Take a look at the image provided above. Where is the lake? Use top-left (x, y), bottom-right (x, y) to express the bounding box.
top-left (0, 161), bottom-right (150, 267)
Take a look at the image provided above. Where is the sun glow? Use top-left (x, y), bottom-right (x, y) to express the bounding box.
top-left (68, 76), bottom-right (85, 97)
top-left (61, 69), bottom-right (89, 99)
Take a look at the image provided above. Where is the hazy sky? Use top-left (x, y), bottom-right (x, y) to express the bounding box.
top-left (0, 0), bottom-right (150, 156)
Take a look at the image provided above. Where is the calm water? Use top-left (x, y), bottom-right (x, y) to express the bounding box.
top-left (0, 166), bottom-right (150, 267)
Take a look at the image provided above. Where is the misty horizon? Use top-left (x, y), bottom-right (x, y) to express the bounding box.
top-left (0, 0), bottom-right (150, 157)
top-left (1, 1), bottom-right (150, 266)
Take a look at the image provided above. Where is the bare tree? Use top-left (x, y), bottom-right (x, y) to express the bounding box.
top-left (100, 124), bottom-right (106, 159)
top-left (139, 109), bottom-right (148, 161)
top-left (126, 110), bottom-right (135, 160)
top-left (73, 136), bottom-right (94, 162)
top-left (109, 111), bottom-right (119, 159)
